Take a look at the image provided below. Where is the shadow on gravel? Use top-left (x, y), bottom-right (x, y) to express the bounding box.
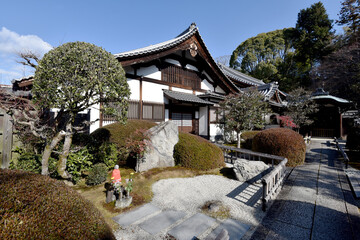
top-left (226, 182), bottom-right (262, 207)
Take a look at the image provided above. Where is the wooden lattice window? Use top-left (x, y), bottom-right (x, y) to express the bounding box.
top-left (162, 65), bottom-right (201, 89)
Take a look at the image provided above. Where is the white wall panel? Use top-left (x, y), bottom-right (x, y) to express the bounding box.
top-left (127, 79), bottom-right (140, 100)
top-left (142, 81), bottom-right (166, 103)
top-left (137, 65), bottom-right (161, 80)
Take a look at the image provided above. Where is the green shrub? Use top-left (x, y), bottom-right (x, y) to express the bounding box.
top-left (66, 147), bottom-right (93, 184)
top-left (346, 128), bottom-right (360, 151)
top-left (97, 142), bottom-right (119, 169)
top-left (174, 132), bottom-right (225, 170)
top-left (0, 169), bottom-right (115, 240)
top-left (86, 163), bottom-right (108, 186)
top-left (252, 128), bottom-right (306, 167)
top-left (10, 148), bottom-right (58, 177)
top-left (241, 131), bottom-right (260, 149)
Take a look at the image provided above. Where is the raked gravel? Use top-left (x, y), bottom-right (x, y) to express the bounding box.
top-left (151, 175), bottom-right (265, 225)
top-left (114, 175), bottom-right (266, 239)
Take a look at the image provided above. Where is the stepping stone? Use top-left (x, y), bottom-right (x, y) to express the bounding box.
top-left (139, 210), bottom-right (186, 235)
top-left (168, 213), bottom-right (216, 240)
top-left (112, 204), bottom-right (161, 227)
top-left (206, 219), bottom-right (251, 240)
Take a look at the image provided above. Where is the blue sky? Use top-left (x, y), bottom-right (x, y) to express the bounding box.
top-left (0, 0), bottom-right (342, 85)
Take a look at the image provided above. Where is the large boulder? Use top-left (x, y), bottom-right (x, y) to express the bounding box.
top-left (233, 159), bottom-right (270, 183)
top-left (137, 121), bottom-right (179, 172)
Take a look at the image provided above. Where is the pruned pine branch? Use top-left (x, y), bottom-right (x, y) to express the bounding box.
top-left (16, 51), bottom-right (40, 69)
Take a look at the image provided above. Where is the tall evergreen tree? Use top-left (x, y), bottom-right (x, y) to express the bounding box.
top-left (337, 0), bottom-right (360, 37)
top-left (293, 2), bottom-right (334, 67)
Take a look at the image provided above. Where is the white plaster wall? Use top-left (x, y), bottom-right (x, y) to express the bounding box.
top-left (142, 81), bottom-right (166, 103)
top-left (137, 65), bottom-right (161, 80)
top-left (165, 109), bottom-right (169, 121)
top-left (89, 103), bottom-right (100, 133)
top-left (171, 87), bottom-right (193, 94)
top-left (209, 124), bottom-right (223, 141)
top-left (201, 79), bottom-right (213, 92)
top-left (164, 59), bottom-right (181, 66)
top-left (215, 86), bottom-right (225, 94)
top-left (127, 79), bottom-right (140, 100)
top-left (199, 107), bottom-right (208, 136)
top-left (185, 64), bottom-right (199, 72)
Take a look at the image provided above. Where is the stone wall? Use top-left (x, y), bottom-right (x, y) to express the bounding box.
top-left (136, 121), bottom-right (179, 172)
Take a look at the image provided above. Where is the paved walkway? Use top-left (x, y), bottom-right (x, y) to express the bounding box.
top-left (250, 139), bottom-right (360, 240)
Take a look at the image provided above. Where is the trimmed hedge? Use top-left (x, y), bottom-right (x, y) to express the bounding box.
top-left (252, 128), bottom-right (306, 167)
top-left (174, 132), bottom-right (224, 170)
top-left (0, 169), bottom-right (115, 240)
top-left (91, 120), bottom-right (156, 166)
top-left (241, 131), bottom-right (260, 149)
top-left (91, 120), bottom-right (156, 149)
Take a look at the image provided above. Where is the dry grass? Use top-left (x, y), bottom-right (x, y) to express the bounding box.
top-left (74, 166), bottom-right (228, 230)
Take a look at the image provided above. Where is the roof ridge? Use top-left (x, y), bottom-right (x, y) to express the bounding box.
top-left (114, 23), bottom-right (198, 58)
top-left (217, 63), bottom-right (264, 86)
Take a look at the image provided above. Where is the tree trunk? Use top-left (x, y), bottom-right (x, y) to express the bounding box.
top-left (41, 130), bottom-right (66, 175)
top-left (237, 131), bottom-right (242, 148)
top-left (57, 120), bottom-right (74, 179)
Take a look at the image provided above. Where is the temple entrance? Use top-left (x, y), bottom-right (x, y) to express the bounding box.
top-left (172, 112), bottom-right (193, 133)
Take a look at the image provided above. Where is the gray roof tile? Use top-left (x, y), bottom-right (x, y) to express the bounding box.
top-left (163, 89), bottom-right (213, 105)
top-left (217, 64), bottom-right (264, 86)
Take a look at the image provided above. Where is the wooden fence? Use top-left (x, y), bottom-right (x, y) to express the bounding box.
top-left (334, 137), bottom-right (349, 169)
top-left (216, 144), bottom-right (288, 211)
top-left (0, 110), bottom-right (13, 169)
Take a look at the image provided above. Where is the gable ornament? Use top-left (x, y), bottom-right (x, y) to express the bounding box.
top-left (189, 42), bottom-right (198, 57)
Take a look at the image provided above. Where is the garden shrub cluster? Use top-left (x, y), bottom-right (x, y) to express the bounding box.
top-left (346, 128), bottom-right (360, 151)
top-left (0, 169), bottom-right (115, 240)
top-left (174, 132), bottom-right (224, 170)
top-left (241, 131), bottom-right (260, 149)
top-left (252, 128), bottom-right (306, 167)
top-left (10, 120), bottom-right (157, 185)
top-left (86, 163), bottom-right (108, 185)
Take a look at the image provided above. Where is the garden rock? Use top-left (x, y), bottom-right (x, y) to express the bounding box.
top-left (137, 121), bottom-right (179, 172)
top-left (233, 159), bottom-right (270, 183)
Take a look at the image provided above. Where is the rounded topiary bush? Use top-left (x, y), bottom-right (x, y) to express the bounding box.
top-left (252, 128), bottom-right (306, 167)
top-left (86, 163), bottom-right (108, 186)
top-left (0, 169), bottom-right (115, 240)
top-left (241, 131), bottom-right (260, 149)
top-left (174, 132), bottom-right (224, 170)
top-left (346, 128), bottom-right (360, 151)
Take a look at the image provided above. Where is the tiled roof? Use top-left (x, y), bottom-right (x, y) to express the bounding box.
top-left (114, 23), bottom-right (198, 58)
top-left (163, 89), bottom-right (213, 105)
top-left (197, 91), bottom-right (225, 100)
top-left (217, 64), bottom-right (264, 86)
top-left (241, 82), bottom-right (286, 107)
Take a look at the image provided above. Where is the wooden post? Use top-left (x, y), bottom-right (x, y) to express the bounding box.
top-left (1, 113), bottom-right (13, 169)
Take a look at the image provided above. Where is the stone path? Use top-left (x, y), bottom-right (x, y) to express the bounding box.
top-left (250, 139), bottom-right (360, 240)
top-left (113, 204), bottom-right (251, 240)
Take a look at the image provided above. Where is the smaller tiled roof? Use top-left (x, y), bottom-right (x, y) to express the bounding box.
top-left (163, 89), bottom-right (213, 105)
top-left (311, 88), bottom-right (350, 104)
top-left (114, 23), bottom-right (198, 59)
top-left (197, 91), bottom-right (225, 100)
top-left (217, 64), bottom-right (264, 86)
top-left (241, 82), bottom-right (286, 107)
